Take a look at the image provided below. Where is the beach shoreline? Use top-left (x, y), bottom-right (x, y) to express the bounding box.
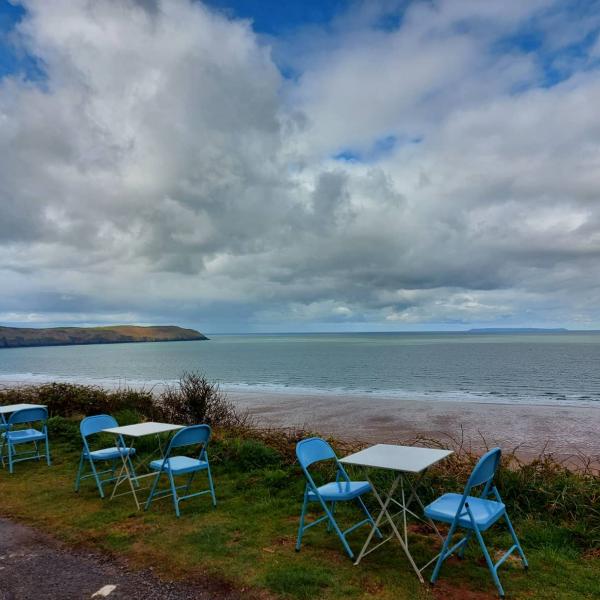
top-left (227, 389), bottom-right (600, 464)
top-left (1, 376), bottom-right (598, 464)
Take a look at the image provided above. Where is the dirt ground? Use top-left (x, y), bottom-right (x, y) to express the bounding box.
top-left (0, 517), bottom-right (242, 600)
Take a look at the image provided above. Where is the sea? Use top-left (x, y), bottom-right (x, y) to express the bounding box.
top-left (1, 331), bottom-right (600, 407)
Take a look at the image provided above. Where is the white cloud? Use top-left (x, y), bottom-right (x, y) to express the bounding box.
top-left (1, 0), bottom-right (600, 331)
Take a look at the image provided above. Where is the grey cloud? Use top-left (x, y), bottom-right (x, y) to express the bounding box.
top-left (2, 0), bottom-right (600, 330)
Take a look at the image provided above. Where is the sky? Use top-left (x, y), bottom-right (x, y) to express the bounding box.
top-left (1, 1), bottom-right (600, 333)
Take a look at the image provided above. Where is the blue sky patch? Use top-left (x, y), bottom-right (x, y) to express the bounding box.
top-left (0, 1), bottom-right (46, 82)
top-left (334, 134), bottom-right (423, 163)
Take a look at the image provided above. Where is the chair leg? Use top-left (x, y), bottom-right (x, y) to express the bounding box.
top-left (74, 452), bottom-right (85, 492)
top-left (45, 436), bottom-right (51, 466)
top-left (87, 458), bottom-right (105, 498)
top-left (504, 511), bottom-right (528, 568)
top-left (472, 525), bottom-right (505, 597)
top-left (326, 502), bottom-right (336, 532)
top-left (8, 440), bottom-right (14, 474)
top-left (184, 471), bottom-right (196, 495)
top-left (168, 470), bottom-right (180, 517)
top-left (356, 496), bottom-right (383, 539)
top-left (144, 471), bottom-right (162, 511)
top-left (296, 488), bottom-right (309, 551)
top-left (431, 520), bottom-right (459, 584)
top-left (206, 464), bottom-right (217, 507)
top-left (458, 531), bottom-right (473, 558)
top-left (317, 496), bottom-right (354, 559)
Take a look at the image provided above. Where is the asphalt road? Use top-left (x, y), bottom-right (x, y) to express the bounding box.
top-left (0, 518), bottom-right (241, 600)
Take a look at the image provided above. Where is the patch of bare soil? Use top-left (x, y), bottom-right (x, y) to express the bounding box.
top-left (0, 517), bottom-right (258, 600)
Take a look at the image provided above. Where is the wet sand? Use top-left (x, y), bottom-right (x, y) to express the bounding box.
top-left (228, 390), bottom-right (600, 462)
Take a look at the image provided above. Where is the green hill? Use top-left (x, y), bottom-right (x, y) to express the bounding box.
top-left (0, 325), bottom-right (208, 348)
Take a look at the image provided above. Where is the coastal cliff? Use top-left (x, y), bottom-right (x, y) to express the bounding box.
top-left (0, 325), bottom-right (208, 348)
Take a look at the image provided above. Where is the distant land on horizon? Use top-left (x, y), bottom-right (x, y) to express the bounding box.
top-left (0, 325), bottom-right (208, 348)
top-left (467, 327), bottom-right (569, 333)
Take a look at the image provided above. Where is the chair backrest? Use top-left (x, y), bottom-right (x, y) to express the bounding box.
top-left (296, 437), bottom-right (337, 470)
top-left (8, 406), bottom-right (47, 426)
top-left (80, 414), bottom-right (118, 438)
top-left (465, 447), bottom-right (501, 492)
top-left (168, 424), bottom-right (211, 450)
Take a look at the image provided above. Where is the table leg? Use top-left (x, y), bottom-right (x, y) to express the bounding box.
top-left (110, 437), bottom-right (140, 509)
top-left (404, 472), bottom-right (444, 542)
top-left (401, 476), bottom-right (408, 547)
top-left (107, 430), bottom-right (178, 510)
top-left (354, 473), bottom-right (401, 565)
top-left (359, 473), bottom-right (425, 582)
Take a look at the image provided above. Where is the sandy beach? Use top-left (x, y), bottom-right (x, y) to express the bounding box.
top-left (228, 390), bottom-right (600, 463)
top-left (2, 375), bottom-right (598, 464)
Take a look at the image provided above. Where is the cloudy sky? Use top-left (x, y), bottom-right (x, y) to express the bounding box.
top-left (1, 0), bottom-right (600, 333)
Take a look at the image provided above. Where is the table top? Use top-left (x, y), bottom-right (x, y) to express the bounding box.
top-left (340, 444), bottom-right (453, 473)
top-left (0, 403), bottom-right (47, 415)
top-left (102, 422), bottom-right (184, 437)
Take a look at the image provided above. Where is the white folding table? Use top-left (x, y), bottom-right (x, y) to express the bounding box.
top-left (340, 444), bottom-right (453, 582)
top-left (102, 422), bottom-right (183, 510)
top-left (0, 403), bottom-right (47, 415)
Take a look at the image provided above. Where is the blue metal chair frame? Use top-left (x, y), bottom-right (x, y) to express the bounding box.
top-left (144, 424), bottom-right (216, 517)
top-left (425, 447), bottom-right (528, 597)
top-left (74, 414), bottom-right (137, 498)
top-left (0, 407), bottom-right (51, 474)
top-left (295, 437), bottom-right (381, 559)
top-left (0, 411), bottom-right (31, 468)
top-left (0, 412), bottom-right (7, 462)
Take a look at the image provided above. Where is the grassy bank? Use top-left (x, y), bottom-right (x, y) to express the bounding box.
top-left (1, 378), bottom-right (599, 599)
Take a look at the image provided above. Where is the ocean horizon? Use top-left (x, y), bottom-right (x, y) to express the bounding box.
top-left (1, 331), bottom-right (600, 408)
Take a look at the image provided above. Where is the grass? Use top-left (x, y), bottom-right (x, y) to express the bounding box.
top-left (1, 433), bottom-right (599, 600)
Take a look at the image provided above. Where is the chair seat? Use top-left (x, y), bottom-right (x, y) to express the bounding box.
top-left (425, 493), bottom-right (505, 531)
top-left (5, 428), bottom-right (46, 444)
top-left (308, 480), bottom-right (371, 502)
top-left (85, 446), bottom-right (136, 461)
top-left (150, 455), bottom-right (208, 475)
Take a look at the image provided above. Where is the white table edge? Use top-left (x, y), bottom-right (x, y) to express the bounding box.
top-left (101, 423), bottom-right (184, 437)
top-left (340, 446), bottom-right (454, 473)
top-left (0, 403), bottom-right (47, 413)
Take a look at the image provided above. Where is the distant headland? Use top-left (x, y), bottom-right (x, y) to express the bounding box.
top-left (0, 325), bottom-right (208, 348)
top-left (467, 328), bottom-right (569, 333)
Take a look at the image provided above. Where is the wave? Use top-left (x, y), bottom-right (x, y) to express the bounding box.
top-left (1, 372), bottom-right (597, 408)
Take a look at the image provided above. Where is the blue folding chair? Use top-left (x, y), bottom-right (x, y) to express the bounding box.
top-left (425, 447), bottom-right (528, 597)
top-left (0, 407), bottom-right (51, 474)
top-left (75, 414), bottom-right (137, 498)
top-left (0, 412), bottom-right (7, 442)
top-left (295, 437), bottom-right (381, 559)
top-left (0, 412), bottom-right (15, 469)
top-left (144, 424), bottom-right (216, 517)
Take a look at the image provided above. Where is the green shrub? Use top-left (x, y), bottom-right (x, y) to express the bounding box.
top-left (155, 371), bottom-right (250, 428)
top-left (47, 416), bottom-right (80, 448)
top-left (262, 468), bottom-right (291, 491)
top-left (0, 383), bottom-right (157, 420)
top-left (113, 408), bottom-right (142, 427)
top-left (223, 439), bottom-right (282, 471)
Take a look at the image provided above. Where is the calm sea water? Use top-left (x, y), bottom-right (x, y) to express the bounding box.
top-left (1, 332), bottom-right (600, 406)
